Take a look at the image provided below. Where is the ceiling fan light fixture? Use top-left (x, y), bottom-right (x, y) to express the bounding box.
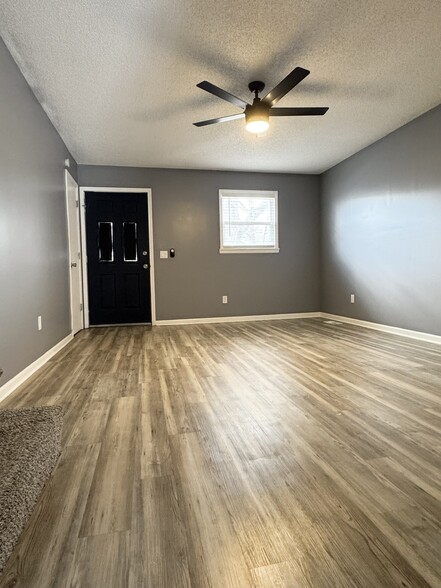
top-left (245, 104), bottom-right (269, 134)
top-left (245, 118), bottom-right (269, 134)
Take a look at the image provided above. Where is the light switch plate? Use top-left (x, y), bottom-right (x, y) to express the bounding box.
top-left (160, 250), bottom-right (169, 259)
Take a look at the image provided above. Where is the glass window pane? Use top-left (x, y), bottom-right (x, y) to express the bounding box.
top-left (223, 196), bottom-right (274, 224)
top-left (98, 222), bottom-right (114, 262)
top-left (223, 223), bottom-right (275, 248)
top-left (123, 222), bottom-right (138, 262)
top-left (221, 193), bottom-right (277, 249)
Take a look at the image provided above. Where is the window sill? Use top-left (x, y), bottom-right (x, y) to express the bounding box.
top-left (219, 247), bottom-right (280, 254)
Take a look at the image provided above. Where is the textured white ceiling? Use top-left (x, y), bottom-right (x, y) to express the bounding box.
top-left (1, 0), bottom-right (441, 173)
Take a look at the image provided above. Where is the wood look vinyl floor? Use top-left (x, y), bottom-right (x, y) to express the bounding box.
top-left (1, 318), bottom-right (441, 587)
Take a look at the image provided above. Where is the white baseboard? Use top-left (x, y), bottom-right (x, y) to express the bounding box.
top-left (320, 313), bottom-right (441, 345)
top-left (0, 333), bottom-right (74, 404)
top-left (155, 312), bottom-right (321, 326)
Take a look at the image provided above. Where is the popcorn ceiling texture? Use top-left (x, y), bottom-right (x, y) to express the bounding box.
top-left (1, 0), bottom-right (440, 173)
top-left (0, 406), bottom-right (63, 572)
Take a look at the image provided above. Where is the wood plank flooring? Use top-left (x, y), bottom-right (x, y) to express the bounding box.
top-left (1, 318), bottom-right (441, 587)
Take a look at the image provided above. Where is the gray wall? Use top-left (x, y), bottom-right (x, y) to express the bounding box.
top-left (79, 166), bottom-right (321, 320)
top-left (321, 104), bottom-right (441, 335)
top-left (0, 38), bottom-right (76, 387)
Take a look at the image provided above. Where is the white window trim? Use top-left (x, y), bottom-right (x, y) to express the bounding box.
top-left (219, 189), bottom-right (280, 254)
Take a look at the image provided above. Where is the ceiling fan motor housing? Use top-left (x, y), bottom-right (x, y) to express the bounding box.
top-left (245, 99), bottom-right (270, 127)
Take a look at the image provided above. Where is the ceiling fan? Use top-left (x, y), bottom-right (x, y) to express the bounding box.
top-left (194, 67), bottom-right (328, 134)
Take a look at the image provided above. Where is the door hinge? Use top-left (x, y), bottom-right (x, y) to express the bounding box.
top-left (80, 303), bottom-right (83, 311)
top-left (76, 200), bottom-right (79, 208)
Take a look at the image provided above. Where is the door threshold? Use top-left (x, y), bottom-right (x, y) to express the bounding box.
top-left (89, 322), bottom-right (152, 328)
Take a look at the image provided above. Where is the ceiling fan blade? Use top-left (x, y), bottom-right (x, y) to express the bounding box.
top-left (197, 81), bottom-right (249, 110)
top-left (269, 107), bottom-right (329, 116)
top-left (262, 67), bottom-right (310, 107)
top-left (193, 113), bottom-right (245, 127)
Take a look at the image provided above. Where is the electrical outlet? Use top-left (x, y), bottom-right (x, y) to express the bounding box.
top-left (350, 294), bottom-right (355, 304)
top-left (222, 295), bottom-right (228, 304)
top-left (37, 315), bottom-right (43, 330)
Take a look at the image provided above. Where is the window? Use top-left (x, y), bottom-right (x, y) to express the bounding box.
top-left (219, 190), bottom-right (279, 254)
top-left (123, 222), bottom-right (138, 262)
top-left (98, 222), bottom-right (114, 262)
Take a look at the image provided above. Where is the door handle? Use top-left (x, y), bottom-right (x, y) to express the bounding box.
top-left (71, 262), bottom-right (77, 268)
top-left (143, 264), bottom-right (149, 269)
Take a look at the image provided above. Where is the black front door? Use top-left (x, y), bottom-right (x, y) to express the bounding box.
top-left (85, 191), bottom-right (151, 325)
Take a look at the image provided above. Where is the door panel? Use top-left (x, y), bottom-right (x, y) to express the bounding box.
top-left (124, 274), bottom-right (141, 308)
top-left (85, 192), bottom-right (151, 325)
top-left (65, 171), bottom-right (84, 334)
top-left (100, 274), bottom-right (116, 309)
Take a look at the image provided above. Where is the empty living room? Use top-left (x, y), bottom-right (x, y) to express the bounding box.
top-left (1, 1), bottom-right (441, 586)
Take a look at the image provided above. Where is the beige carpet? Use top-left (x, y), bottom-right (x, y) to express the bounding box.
top-left (0, 405), bottom-right (63, 572)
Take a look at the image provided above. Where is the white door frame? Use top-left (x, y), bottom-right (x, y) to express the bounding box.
top-left (65, 170), bottom-right (84, 333)
top-left (78, 187), bottom-right (156, 327)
